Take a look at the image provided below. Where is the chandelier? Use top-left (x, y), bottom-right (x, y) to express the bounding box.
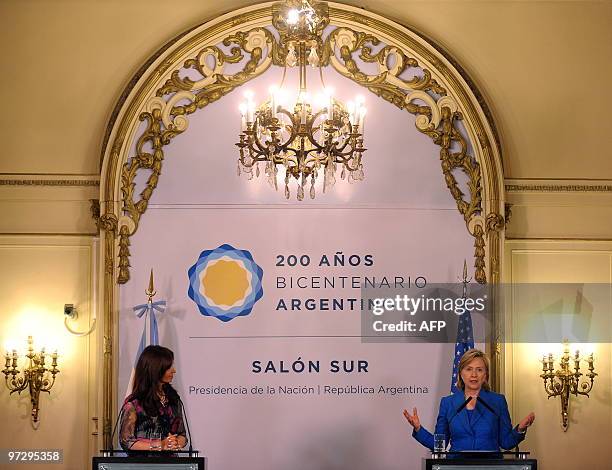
top-left (236, 0), bottom-right (367, 200)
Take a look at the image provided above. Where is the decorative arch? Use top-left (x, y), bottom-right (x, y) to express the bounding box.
top-left (98, 0), bottom-right (505, 447)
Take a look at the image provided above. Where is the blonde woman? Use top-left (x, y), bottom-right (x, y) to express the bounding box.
top-left (403, 349), bottom-right (535, 452)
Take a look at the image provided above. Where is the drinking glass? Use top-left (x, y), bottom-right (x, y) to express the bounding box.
top-left (433, 433), bottom-right (446, 454)
top-left (149, 431), bottom-right (162, 451)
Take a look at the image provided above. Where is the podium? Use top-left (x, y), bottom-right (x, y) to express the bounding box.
top-left (425, 451), bottom-right (537, 470)
top-left (93, 450), bottom-right (205, 470)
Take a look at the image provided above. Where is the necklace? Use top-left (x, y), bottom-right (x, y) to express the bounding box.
top-left (158, 392), bottom-right (168, 407)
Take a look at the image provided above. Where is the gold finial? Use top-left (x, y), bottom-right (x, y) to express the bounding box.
top-left (146, 269), bottom-right (156, 303)
top-left (461, 259), bottom-right (472, 297)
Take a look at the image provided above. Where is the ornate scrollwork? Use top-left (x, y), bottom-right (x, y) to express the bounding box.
top-left (486, 212), bottom-right (505, 233)
top-left (324, 26), bottom-right (485, 278)
top-left (118, 225), bottom-right (131, 284)
top-left (98, 213), bottom-right (118, 233)
top-left (325, 28), bottom-right (446, 105)
top-left (473, 223), bottom-right (487, 284)
top-left (90, 199), bottom-right (101, 229)
top-left (117, 26), bottom-right (277, 283)
top-left (99, 212), bottom-right (118, 275)
top-left (113, 6), bottom-right (496, 285)
top-left (425, 106), bottom-right (481, 223)
top-left (325, 26), bottom-right (481, 224)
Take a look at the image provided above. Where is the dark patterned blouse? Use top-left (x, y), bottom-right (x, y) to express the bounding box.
top-left (119, 396), bottom-right (187, 450)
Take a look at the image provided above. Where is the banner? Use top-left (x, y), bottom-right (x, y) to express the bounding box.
top-left (118, 68), bottom-right (478, 469)
top-left (119, 207), bottom-right (475, 469)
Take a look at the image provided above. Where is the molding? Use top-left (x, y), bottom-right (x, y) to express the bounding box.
top-left (0, 234), bottom-right (97, 243)
top-left (0, 180), bottom-right (100, 187)
top-left (0, 231), bottom-right (98, 236)
top-left (506, 184), bottom-right (612, 193)
top-left (0, 175), bottom-right (100, 187)
top-left (505, 237), bottom-right (612, 242)
top-left (505, 179), bottom-right (612, 193)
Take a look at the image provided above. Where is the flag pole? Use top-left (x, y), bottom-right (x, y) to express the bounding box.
top-left (146, 269), bottom-right (156, 303)
top-left (461, 259), bottom-right (472, 299)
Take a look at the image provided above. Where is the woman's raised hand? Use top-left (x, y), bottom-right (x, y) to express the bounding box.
top-left (403, 407), bottom-right (421, 431)
top-left (518, 412), bottom-right (535, 432)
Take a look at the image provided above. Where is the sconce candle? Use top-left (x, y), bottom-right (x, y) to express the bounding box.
top-left (2, 336), bottom-right (60, 424)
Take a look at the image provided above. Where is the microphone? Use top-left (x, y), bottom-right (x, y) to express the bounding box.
top-left (178, 396), bottom-right (194, 456)
top-left (449, 395), bottom-right (473, 424)
top-left (476, 395), bottom-right (523, 453)
top-left (109, 404), bottom-right (126, 451)
top-left (476, 396), bottom-right (499, 419)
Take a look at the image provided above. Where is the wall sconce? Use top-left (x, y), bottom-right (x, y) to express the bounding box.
top-left (540, 340), bottom-right (597, 431)
top-left (2, 336), bottom-right (60, 424)
top-left (63, 303), bottom-right (96, 336)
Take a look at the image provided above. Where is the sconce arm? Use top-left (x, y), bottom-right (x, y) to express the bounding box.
top-left (574, 377), bottom-right (596, 397)
top-left (5, 375), bottom-right (27, 394)
top-left (540, 375), bottom-right (562, 398)
top-left (39, 375), bottom-right (59, 393)
top-left (64, 316), bottom-right (96, 336)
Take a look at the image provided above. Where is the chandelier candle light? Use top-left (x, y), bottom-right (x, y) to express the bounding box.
top-left (236, 0), bottom-right (367, 200)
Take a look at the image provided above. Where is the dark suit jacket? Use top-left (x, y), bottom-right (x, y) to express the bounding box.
top-left (412, 389), bottom-right (525, 451)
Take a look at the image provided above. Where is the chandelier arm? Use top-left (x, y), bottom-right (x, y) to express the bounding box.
top-left (248, 136), bottom-right (268, 160)
top-left (303, 110), bottom-right (328, 150)
top-left (328, 125), bottom-right (359, 153)
top-left (280, 147), bottom-right (301, 163)
top-left (274, 108), bottom-right (302, 149)
top-left (318, 61), bottom-right (327, 89)
top-left (248, 138), bottom-right (269, 160)
top-left (249, 122), bottom-right (273, 157)
top-left (332, 157), bottom-right (350, 167)
top-left (239, 139), bottom-right (261, 165)
top-left (279, 63), bottom-right (288, 90)
top-left (303, 127), bottom-right (324, 152)
top-left (346, 159), bottom-right (362, 171)
top-left (301, 148), bottom-right (324, 164)
top-left (327, 136), bottom-right (350, 154)
top-left (331, 141), bottom-right (358, 157)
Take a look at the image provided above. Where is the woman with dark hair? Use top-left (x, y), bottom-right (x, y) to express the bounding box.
top-left (119, 345), bottom-right (187, 451)
top-left (403, 349), bottom-right (535, 453)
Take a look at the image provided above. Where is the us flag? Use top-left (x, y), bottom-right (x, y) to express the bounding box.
top-left (450, 301), bottom-right (474, 393)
